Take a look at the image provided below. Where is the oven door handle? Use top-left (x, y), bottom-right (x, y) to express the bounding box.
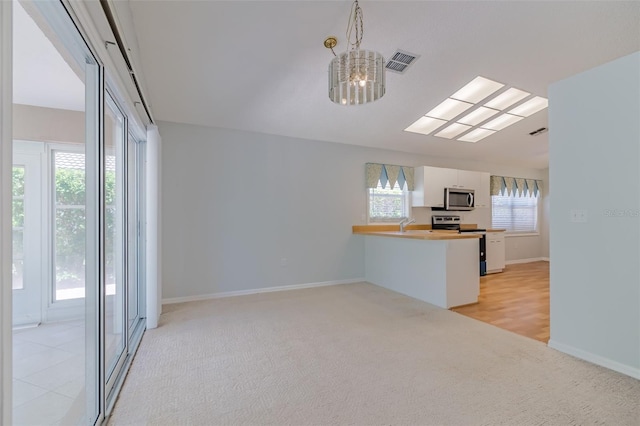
top-left (467, 192), bottom-right (474, 207)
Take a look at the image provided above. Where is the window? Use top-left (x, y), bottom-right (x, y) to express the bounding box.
top-left (12, 166), bottom-right (25, 290)
top-left (491, 192), bottom-right (538, 233)
top-left (368, 182), bottom-right (410, 222)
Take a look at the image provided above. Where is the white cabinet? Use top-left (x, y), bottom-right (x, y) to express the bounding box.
top-left (456, 170), bottom-right (480, 189)
top-left (475, 172), bottom-right (491, 208)
top-left (413, 166), bottom-right (490, 208)
top-left (413, 166), bottom-right (455, 208)
top-left (486, 232), bottom-right (505, 273)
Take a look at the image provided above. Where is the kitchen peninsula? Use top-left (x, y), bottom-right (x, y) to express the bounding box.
top-left (353, 226), bottom-right (481, 309)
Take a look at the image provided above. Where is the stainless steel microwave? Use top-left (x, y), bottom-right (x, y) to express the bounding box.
top-left (444, 187), bottom-right (475, 211)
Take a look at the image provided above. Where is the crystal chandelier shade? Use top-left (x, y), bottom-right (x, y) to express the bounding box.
top-left (329, 49), bottom-right (385, 105)
top-left (327, 0), bottom-right (385, 106)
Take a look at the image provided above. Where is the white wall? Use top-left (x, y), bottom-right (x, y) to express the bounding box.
top-left (159, 121), bottom-right (547, 301)
top-left (541, 168), bottom-right (550, 259)
top-left (13, 104), bottom-right (84, 144)
top-left (548, 51), bottom-right (640, 378)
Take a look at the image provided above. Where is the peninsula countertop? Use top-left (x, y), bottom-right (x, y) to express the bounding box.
top-left (352, 225), bottom-right (481, 240)
top-left (352, 229), bottom-right (482, 240)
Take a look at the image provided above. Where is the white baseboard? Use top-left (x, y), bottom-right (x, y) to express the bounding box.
top-left (162, 278), bottom-right (365, 305)
top-left (548, 339), bottom-right (640, 379)
top-left (505, 257), bottom-right (548, 265)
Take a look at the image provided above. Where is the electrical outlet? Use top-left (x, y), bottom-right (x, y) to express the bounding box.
top-left (570, 209), bottom-right (588, 223)
top-left (280, 258), bottom-right (287, 267)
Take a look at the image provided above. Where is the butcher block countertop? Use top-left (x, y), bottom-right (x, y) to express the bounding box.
top-left (352, 225), bottom-right (481, 241)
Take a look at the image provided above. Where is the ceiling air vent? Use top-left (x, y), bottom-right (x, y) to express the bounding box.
top-left (529, 127), bottom-right (548, 136)
top-left (386, 50), bottom-right (420, 74)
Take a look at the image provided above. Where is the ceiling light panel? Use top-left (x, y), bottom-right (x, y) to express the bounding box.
top-left (405, 75), bottom-right (545, 144)
top-left (404, 116), bottom-right (447, 135)
top-left (458, 128), bottom-right (496, 143)
top-left (457, 106), bottom-right (500, 126)
top-left (451, 76), bottom-right (504, 104)
top-left (426, 98), bottom-right (473, 121)
top-left (481, 113), bottom-right (524, 131)
top-left (434, 123), bottom-right (472, 139)
top-left (484, 88), bottom-right (530, 110)
top-left (508, 96), bottom-right (549, 117)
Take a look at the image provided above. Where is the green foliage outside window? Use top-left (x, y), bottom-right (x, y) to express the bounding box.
top-left (369, 184), bottom-right (408, 221)
top-left (54, 159), bottom-right (117, 292)
top-left (12, 167), bottom-right (25, 228)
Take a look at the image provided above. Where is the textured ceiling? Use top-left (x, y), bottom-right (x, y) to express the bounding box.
top-left (128, 1), bottom-right (640, 169)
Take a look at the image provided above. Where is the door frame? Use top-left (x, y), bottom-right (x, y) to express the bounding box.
top-left (12, 142), bottom-right (45, 327)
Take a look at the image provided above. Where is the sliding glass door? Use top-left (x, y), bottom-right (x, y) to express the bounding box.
top-left (104, 94), bottom-right (127, 395)
top-left (11, 0), bottom-right (147, 424)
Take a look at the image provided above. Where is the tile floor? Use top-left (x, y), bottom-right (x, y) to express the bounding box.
top-left (13, 320), bottom-right (86, 426)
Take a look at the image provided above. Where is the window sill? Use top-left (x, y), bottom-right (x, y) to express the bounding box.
top-left (504, 232), bottom-right (540, 238)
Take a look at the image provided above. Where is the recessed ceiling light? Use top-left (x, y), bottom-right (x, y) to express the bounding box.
top-left (481, 113), bottom-right (524, 131)
top-left (425, 98), bottom-right (474, 121)
top-left (484, 88), bottom-right (531, 110)
top-left (451, 76), bottom-right (504, 104)
top-left (458, 128), bottom-right (496, 143)
top-left (434, 122), bottom-right (472, 139)
top-left (404, 116), bottom-right (447, 135)
top-left (508, 96), bottom-right (548, 117)
top-left (457, 106), bottom-right (500, 126)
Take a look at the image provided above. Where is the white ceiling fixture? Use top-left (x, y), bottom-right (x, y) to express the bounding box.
top-left (451, 76), bottom-right (504, 103)
top-left (406, 75), bottom-right (549, 142)
top-left (457, 106), bottom-right (500, 126)
top-left (326, 0), bottom-right (385, 106)
top-left (509, 96), bottom-right (549, 117)
top-left (484, 88), bottom-right (530, 110)
top-left (459, 128), bottom-right (496, 143)
top-left (435, 122), bottom-right (472, 139)
top-left (404, 116), bottom-right (448, 135)
top-left (481, 113), bottom-right (524, 131)
top-left (425, 98), bottom-right (474, 121)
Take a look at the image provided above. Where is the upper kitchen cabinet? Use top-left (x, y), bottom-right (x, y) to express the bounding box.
top-left (475, 172), bottom-right (491, 208)
top-left (413, 166), bottom-right (453, 207)
top-left (413, 166), bottom-right (490, 208)
top-left (456, 170), bottom-right (480, 189)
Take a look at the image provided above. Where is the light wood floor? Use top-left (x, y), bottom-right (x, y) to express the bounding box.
top-left (452, 261), bottom-right (550, 343)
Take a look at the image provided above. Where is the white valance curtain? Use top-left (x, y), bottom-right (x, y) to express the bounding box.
top-left (365, 163), bottom-right (415, 190)
top-left (490, 175), bottom-right (542, 197)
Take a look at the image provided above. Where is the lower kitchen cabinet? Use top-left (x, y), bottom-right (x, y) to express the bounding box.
top-left (486, 232), bottom-right (506, 273)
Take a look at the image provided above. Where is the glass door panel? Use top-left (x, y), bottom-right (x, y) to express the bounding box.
top-left (127, 135), bottom-right (139, 332)
top-left (105, 94), bottom-right (127, 388)
top-left (12, 0), bottom-right (100, 424)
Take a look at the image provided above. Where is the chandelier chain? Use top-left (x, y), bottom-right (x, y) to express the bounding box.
top-left (346, 0), bottom-right (364, 50)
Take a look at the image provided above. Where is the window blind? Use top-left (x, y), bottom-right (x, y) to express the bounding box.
top-left (491, 193), bottom-right (538, 233)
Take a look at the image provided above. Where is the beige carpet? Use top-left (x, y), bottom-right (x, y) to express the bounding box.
top-left (108, 283), bottom-right (640, 425)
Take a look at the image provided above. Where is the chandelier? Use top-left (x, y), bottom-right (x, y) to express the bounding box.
top-left (326, 0), bottom-right (385, 105)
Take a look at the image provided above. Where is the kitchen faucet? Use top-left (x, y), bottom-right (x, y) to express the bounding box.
top-left (399, 218), bottom-right (416, 232)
